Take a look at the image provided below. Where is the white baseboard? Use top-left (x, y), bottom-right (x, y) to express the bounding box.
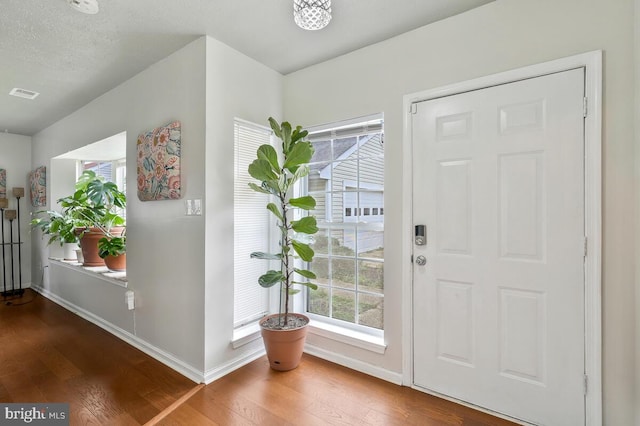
top-left (203, 346), bottom-right (266, 384)
top-left (304, 344), bottom-right (403, 385)
top-left (31, 285), bottom-right (205, 384)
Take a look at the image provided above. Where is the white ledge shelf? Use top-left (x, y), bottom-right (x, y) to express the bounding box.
top-left (49, 258), bottom-right (128, 288)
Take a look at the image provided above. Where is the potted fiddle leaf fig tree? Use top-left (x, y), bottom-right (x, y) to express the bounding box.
top-left (248, 117), bottom-right (318, 371)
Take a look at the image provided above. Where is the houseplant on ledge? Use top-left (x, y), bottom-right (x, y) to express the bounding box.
top-left (248, 117), bottom-right (319, 371)
top-left (98, 232), bottom-right (126, 272)
top-left (56, 170), bottom-right (126, 267)
top-left (31, 209), bottom-right (81, 260)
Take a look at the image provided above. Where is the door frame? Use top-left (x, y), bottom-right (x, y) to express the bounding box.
top-left (401, 51), bottom-right (602, 425)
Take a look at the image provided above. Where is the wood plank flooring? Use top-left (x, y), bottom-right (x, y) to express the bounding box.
top-left (158, 355), bottom-right (518, 426)
top-left (0, 290), bottom-right (196, 425)
top-left (1, 290), bottom-right (518, 425)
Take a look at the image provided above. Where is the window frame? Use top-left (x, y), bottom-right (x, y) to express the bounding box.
top-left (299, 114), bottom-right (385, 339)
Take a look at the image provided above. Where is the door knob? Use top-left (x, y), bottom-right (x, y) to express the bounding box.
top-left (415, 255), bottom-right (427, 266)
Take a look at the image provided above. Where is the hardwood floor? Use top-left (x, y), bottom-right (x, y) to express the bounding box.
top-left (1, 290), bottom-right (518, 425)
top-left (158, 355), bottom-right (518, 426)
top-left (0, 290), bottom-right (196, 425)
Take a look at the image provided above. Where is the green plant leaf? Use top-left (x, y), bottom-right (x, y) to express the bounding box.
top-left (292, 240), bottom-right (314, 261)
top-left (266, 203), bottom-right (284, 222)
top-left (250, 252), bottom-right (282, 260)
top-left (288, 289), bottom-right (301, 295)
top-left (281, 122), bottom-right (293, 153)
top-left (292, 165), bottom-right (310, 182)
top-left (293, 281), bottom-right (318, 291)
top-left (268, 117), bottom-right (282, 140)
top-left (258, 270), bottom-right (285, 288)
top-left (283, 141), bottom-right (314, 171)
top-left (248, 159), bottom-right (278, 182)
top-left (292, 216), bottom-right (318, 234)
top-left (289, 196), bottom-right (316, 210)
top-left (294, 268), bottom-right (316, 279)
top-left (257, 144), bottom-right (280, 171)
top-left (291, 126), bottom-right (308, 144)
top-left (248, 182), bottom-right (271, 194)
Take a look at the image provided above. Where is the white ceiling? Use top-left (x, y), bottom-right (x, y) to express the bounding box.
top-left (0, 0), bottom-right (493, 136)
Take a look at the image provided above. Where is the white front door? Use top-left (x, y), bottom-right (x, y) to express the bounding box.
top-left (412, 69), bottom-right (585, 425)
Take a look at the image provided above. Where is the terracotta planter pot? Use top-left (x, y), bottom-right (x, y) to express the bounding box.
top-left (260, 313), bottom-right (309, 371)
top-left (77, 227), bottom-right (124, 267)
top-left (104, 253), bottom-right (126, 272)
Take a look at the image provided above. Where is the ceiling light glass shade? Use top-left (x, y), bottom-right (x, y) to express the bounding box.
top-left (293, 0), bottom-right (332, 31)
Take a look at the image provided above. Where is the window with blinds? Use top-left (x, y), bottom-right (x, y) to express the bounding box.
top-left (234, 119), bottom-right (272, 328)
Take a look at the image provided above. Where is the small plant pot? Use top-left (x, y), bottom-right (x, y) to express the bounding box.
top-left (260, 313), bottom-right (309, 371)
top-left (77, 226), bottom-right (124, 267)
top-left (104, 253), bottom-right (126, 272)
top-left (63, 243), bottom-right (79, 261)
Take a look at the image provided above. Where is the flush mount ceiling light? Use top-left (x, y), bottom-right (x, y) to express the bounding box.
top-left (293, 0), bottom-right (332, 31)
top-left (67, 0), bottom-right (99, 15)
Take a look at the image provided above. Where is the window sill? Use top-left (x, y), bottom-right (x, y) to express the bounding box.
top-left (231, 322), bottom-right (262, 349)
top-left (308, 319), bottom-right (387, 354)
top-left (49, 258), bottom-right (128, 288)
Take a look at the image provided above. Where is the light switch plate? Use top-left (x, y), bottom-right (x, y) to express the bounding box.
top-left (185, 199), bottom-right (202, 216)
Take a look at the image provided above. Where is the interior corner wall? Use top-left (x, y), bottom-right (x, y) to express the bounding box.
top-left (30, 37), bottom-right (208, 373)
top-left (203, 36), bottom-right (283, 374)
top-left (283, 0), bottom-right (636, 424)
top-left (0, 133), bottom-right (32, 290)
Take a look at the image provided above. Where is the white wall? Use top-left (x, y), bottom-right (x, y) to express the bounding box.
top-left (203, 36), bottom-right (283, 375)
top-left (0, 133), bottom-right (32, 291)
top-left (284, 0), bottom-right (637, 424)
top-left (31, 37), bottom-right (208, 372)
top-left (29, 35), bottom-right (284, 381)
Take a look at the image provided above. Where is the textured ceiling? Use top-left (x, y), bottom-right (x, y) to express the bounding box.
top-left (0, 0), bottom-right (493, 136)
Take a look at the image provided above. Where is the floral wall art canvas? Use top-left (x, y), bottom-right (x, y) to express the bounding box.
top-left (0, 168), bottom-right (5, 198)
top-left (29, 166), bottom-right (46, 207)
top-left (137, 121), bottom-right (181, 201)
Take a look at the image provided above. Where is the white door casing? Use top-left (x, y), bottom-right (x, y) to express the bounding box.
top-left (411, 68), bottom-right (587, 425)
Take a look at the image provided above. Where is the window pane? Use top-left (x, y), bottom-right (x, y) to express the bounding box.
top-left (310, 140), bottom-right (331, 164)
top-left (358, 293), bottom-right (384, 329)
top-left (331, 258), bottom-right (356, 290)
top-left (308, 286), bottom-right (330, 317)
top-left (331, 159), bottom-right (359, 193)
top-left (332, 289), bottom-right (355, 323)
top-left (332, 228), bottom-right (355, 256)
top-left (310, 256), bottom-right (329, 285)
top-left (357, 229), bottom-right (384, 258)
top-left (310, 229), bottom-right (329, 255)
top-left (332, 137), bottom-right (358, 161)
top-left (358, 259), bottom-right (384, 293)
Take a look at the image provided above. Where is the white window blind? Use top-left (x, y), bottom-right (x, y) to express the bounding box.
top-left (234, 119), bottom-right (272, 328)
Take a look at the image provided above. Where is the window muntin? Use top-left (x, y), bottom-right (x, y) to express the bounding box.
top-left (304, 116), bottom-right (384, 331)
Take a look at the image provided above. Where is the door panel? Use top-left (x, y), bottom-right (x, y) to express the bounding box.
top-left (412, 69), bottom-right (585, 425)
